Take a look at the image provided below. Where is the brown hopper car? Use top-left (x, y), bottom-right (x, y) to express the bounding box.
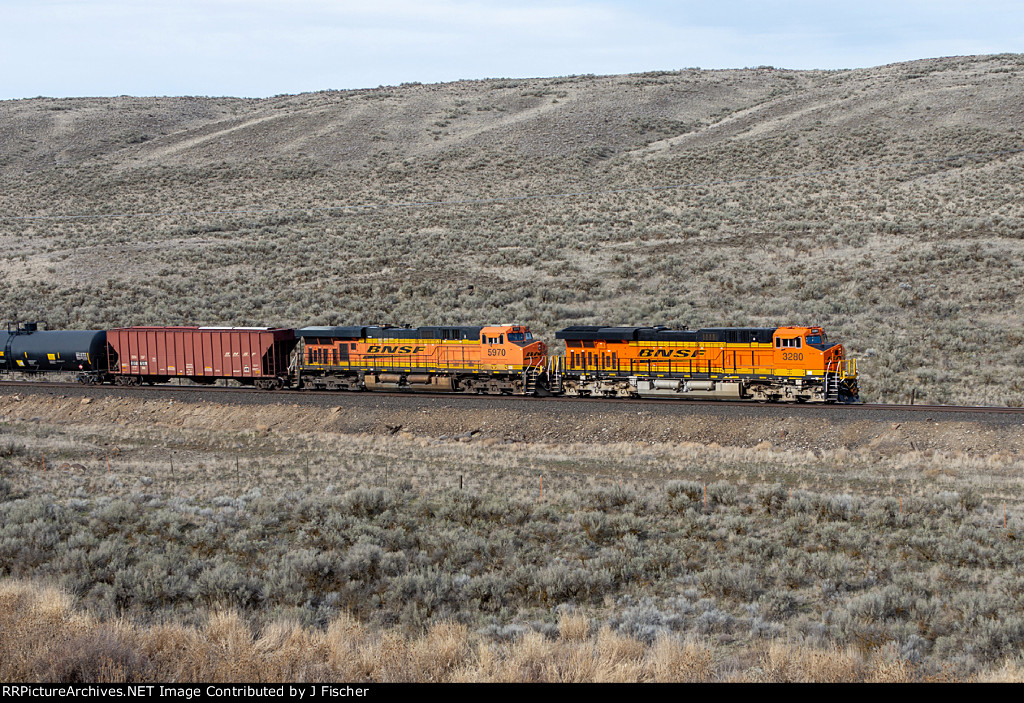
top-left (106, 327), bottom-right (296, 389)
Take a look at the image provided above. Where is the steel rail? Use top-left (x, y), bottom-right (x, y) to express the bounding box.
top-left (2, 379), bottom-right (1022, 415)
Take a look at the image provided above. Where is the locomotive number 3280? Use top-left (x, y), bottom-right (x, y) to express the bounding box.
top-left (782, 352), bottom-right (804, 361)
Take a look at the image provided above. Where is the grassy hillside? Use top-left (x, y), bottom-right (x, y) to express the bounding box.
top-left (3, 54), bottom-right (1024, 404)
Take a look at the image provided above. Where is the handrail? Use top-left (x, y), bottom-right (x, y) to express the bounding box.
top-left (837, 358), bottom-right (857, 379)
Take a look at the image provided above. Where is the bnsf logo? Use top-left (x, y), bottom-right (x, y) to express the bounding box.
top-left (365, 345), bottom-right (426, 354)
top-left (637, 349), bottom-right (705, 359)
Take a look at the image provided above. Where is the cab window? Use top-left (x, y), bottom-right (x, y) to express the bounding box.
top-left (806, 335), bottom-right (822, 345)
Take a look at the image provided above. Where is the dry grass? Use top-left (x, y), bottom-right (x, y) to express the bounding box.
top-left (3, 579), bottom-right (1022, 682)
top-left (742, 641), bottom-right (868, 683)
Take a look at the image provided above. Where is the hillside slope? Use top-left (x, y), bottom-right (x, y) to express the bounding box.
top-left (2, 54), bottom-right (1024, 404)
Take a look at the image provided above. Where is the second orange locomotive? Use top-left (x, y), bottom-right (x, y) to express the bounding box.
top-left (297, 324), bottom-right (547, 394)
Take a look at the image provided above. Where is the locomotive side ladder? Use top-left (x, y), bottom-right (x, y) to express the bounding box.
top-left (524, 365), bottom-right (539, 395)
top-left (546, 356), bottom-right (563, 394)
top-left (824, 359), bottom-right (839, 402)
top-left (824, 358), bottom-right (856, 402)
top-left (823, 360), bottom-right (839, 405)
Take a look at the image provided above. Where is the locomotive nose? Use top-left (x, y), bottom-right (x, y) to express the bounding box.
top-left (523, 339), bottom-right (547, 365)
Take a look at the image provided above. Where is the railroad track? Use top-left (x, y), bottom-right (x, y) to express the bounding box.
top-left (2, 379), bottom-right (1022, 415)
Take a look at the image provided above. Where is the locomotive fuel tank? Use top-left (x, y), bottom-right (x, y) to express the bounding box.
top-left (0, 324), bottom-right (108, 373)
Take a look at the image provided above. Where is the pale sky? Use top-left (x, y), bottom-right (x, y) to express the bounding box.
top-left (1, 0), bottom-right (1021, 99)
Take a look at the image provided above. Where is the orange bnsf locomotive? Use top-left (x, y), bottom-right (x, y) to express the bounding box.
top-left (296, 324), bottom-right (547, 395)
top-left (552, 325), bottom-right (857, 402)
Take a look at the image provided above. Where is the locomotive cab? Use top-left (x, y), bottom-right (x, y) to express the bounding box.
top-left (772, 326), bottom-right (857, 401)
top-left (479, 325), bottom-right (547, 370)
top-left (772, 326), bottom-right (847, 372)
